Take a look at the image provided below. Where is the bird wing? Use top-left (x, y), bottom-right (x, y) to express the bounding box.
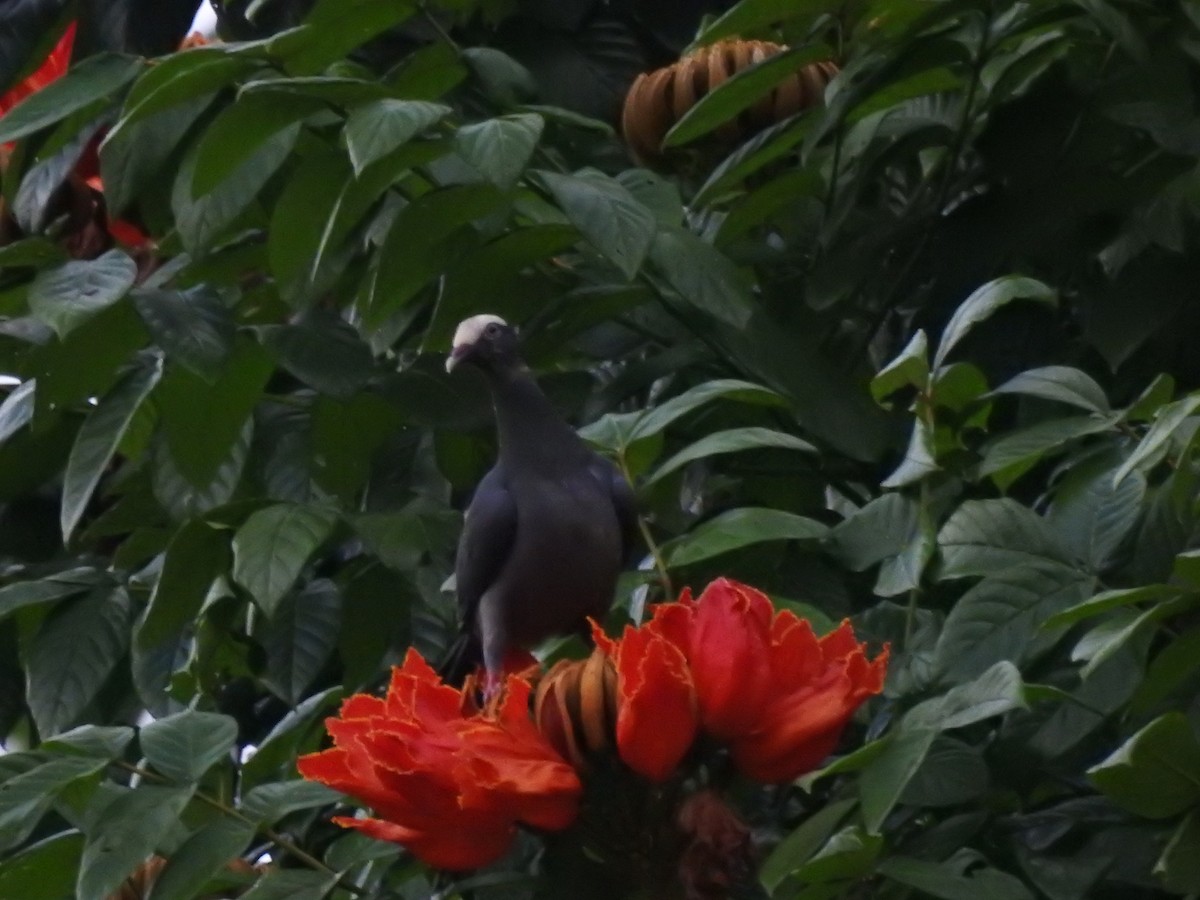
top-left (591, 456), bottom-right (639, 562)
top-left (455, 464), bottom-right (517, 628)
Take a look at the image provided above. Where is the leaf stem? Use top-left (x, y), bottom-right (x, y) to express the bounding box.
top-left (113, 761), bottom-right (364, 896)
top-left (419, 5), bottom-right (461, 56)
top-left (616, 451), bottom-right (674, 601)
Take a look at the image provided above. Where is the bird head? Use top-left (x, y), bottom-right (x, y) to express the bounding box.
top-left (446, 314), bottom-right (520, 374)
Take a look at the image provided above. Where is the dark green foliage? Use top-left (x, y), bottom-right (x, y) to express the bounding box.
top-left (2, 0), bottom-right (1200, 897)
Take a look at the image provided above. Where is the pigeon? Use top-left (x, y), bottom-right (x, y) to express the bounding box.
top-left (441, 314), bottom-right (638, 691)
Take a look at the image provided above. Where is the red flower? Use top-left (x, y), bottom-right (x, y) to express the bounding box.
top-left (596, 578), bottom-right (887, 785)
top-left (730, 614), bottom-right (888, 782)
top-left (0, 23), bottom-right (75, 119)
top-left (654, 579), bottom-right (775, 741)
top-left (298, 649), bottom-right (581, 870)
top-left (594, 617), bottom-right (699, 782)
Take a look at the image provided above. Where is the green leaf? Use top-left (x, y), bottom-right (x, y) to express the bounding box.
top-left (539, 169), bottom-right (656, 280)
top-left (0, 384), bottom-right (37, 451)
top-left (267, 145), bottom-right (354, 304)
top-left (28, 250), bottom-right (138, 339)
top-left (1113, 394), bottom-right (1200, 485)
top-left (881, 418), bottom-right (938, 488)
top-left (42, 724), bottom-right (134, 759)
top-left (352, 502), bottom-right (461, 571)
top-left (760, 799), bottom-right (856, 891)
top-left (1155, 810), bottom-right (1200, 894)
top-left (991, 366), bottom-right (1111, 413)
top-left (240, 780), bottom-right (341, 825)
top-left (0, 54), bottom-right (142, 143)
top-left (1043, 584), bottom-right (1183, 630)
top-left (271, 0), bottom-right (416, 75)
top-left (153, 420), bottom-right (252, 522)
top-left (1088, 712), bottom-right (1200, 818)
top-left (933, 563), bottom-right (1095, 681)
top-left (647, 227), bottom-right (754, 327)
top-left (147, 817), bottom-right (256, 900)
top-left (240, 76), bottom-right (389, 105)
top-left (132, 288), bottom-right (235, 383)
top-left (26, 587), bottom-right (133, 737)
top-left (0, 832), bottom-right (84, 900)
top-left (938, 499), bottom-right (1077, 579)
top-left (933, 276), bottom-right (1057, 369)
top-left (643, 427), bottom-right (815, 486)
top-left (344, 99), bottom-right (451, 174)
top-left (830, 494), bottom-right (936, 596)
top-left (665, 45), bottom-right (829, 147)
top-left (462, 46), bottom-right (536, 105)
top-left (192, 92), bottom-right (325, 196)
top-left (138, 520), bottom-right (231, 649)
top-left (696, 0), bottom-right (836, 45)
top-left (979, 416), bottom-right (1114, 486)
top-left (631, 379), bottom-right (784, 444)
top-left (310, 394), bottom-right (404, 501)
top-left (61, 361), bottom-right (163, 541)
top-left (0, 237), bottom-right (68, 269)
top-left (872, 330), bottom-right (929, 403)
top-left (1050, 465), bottom-right (1146, 572)
top-left (241, 687), bottom-right (342, 790)
top-left (101, 94), bottom-right (216, 216)
top-left (77, 786), bottom-right (192, 900)
top-left (172, 124), bottom-right (300, 255)
top-left (904, 662), bottom-right (1027, 731)
top-left (860, 729), bottom-right (938, 833)
top-left (238, 869), bottom-right (338, 900)
top-left (262, 579), bottom-right (341, 706)
top-left (1071, 595), bottom-right (1195, 678)
top-left (260, 317), bottom-right (373, 401)
top-left (140, 710), bottom-right (238, 783)
top-left (118, 50), bottom-right (262, 130)
top-left (664, 507), bottom-right (828, 567)
top-left (366, 183), bottom-right (506, 327)
top-left (0, 756), bottom-right (107, 853)
top-left (878, 854), bottom-right (1035, 900)
top-left (1131, 624), bottom-right (1200, 715)
top-left (792, 827), bottom-right (882, 883)
top-left (455, 114), bottom-right (544, 189)
top-left (232, 504), bottom-right (339, 616)
top-left (0, 567), bottom-right (102, 620)
top-left (898, 737), bottom-right (988, 807)
top-left (158, 337), bottom-right (274, 487)
top-left (426, 224), bottom-right (580, 347)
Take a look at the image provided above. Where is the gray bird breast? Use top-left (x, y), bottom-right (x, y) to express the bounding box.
top-left (491, 473), bottom-right (622, 644)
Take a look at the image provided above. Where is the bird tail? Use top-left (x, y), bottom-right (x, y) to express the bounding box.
top-left (437, 631), bottom-right (482, 688)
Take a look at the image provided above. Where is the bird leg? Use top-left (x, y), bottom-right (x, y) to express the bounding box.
top-left (478, 591), bottom-right (508, 714)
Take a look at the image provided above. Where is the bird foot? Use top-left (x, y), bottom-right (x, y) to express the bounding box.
top-left (480, 672), bottom-right (504, 716)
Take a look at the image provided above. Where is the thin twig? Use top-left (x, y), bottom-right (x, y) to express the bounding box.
top-left (114, 761), bottom-right (365, 896)
top-left (419, 5), bottom-right (460, 55)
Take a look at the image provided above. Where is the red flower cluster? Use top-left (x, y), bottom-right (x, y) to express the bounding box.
top-left (299, 579), bottom-right (884, 873)
top-left (597, 578), bottom-right (888, 783)
top-left (297, 650), bottom-right (581, 870)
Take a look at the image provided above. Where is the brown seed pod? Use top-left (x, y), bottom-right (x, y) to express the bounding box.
top-left (533, 646), bottom-right (618, 771)
top-left (620, 40), bottom-right (839, 169)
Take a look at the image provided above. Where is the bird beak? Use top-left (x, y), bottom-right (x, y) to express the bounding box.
top-left (446, 344), bottom-right (470, 374)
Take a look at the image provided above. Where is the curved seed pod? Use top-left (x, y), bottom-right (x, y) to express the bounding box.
top-left (578, 646), bottom-right (615, 753)
top-left (534, 658), bottom-right (588, 769)
top-left (619, 39), bottom-right (839, 169)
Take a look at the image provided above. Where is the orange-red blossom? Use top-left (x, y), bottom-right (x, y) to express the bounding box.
top-left (598, 578), bottom-right (888, 784)
top-left (297, 649), bottom-right (581, 871)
